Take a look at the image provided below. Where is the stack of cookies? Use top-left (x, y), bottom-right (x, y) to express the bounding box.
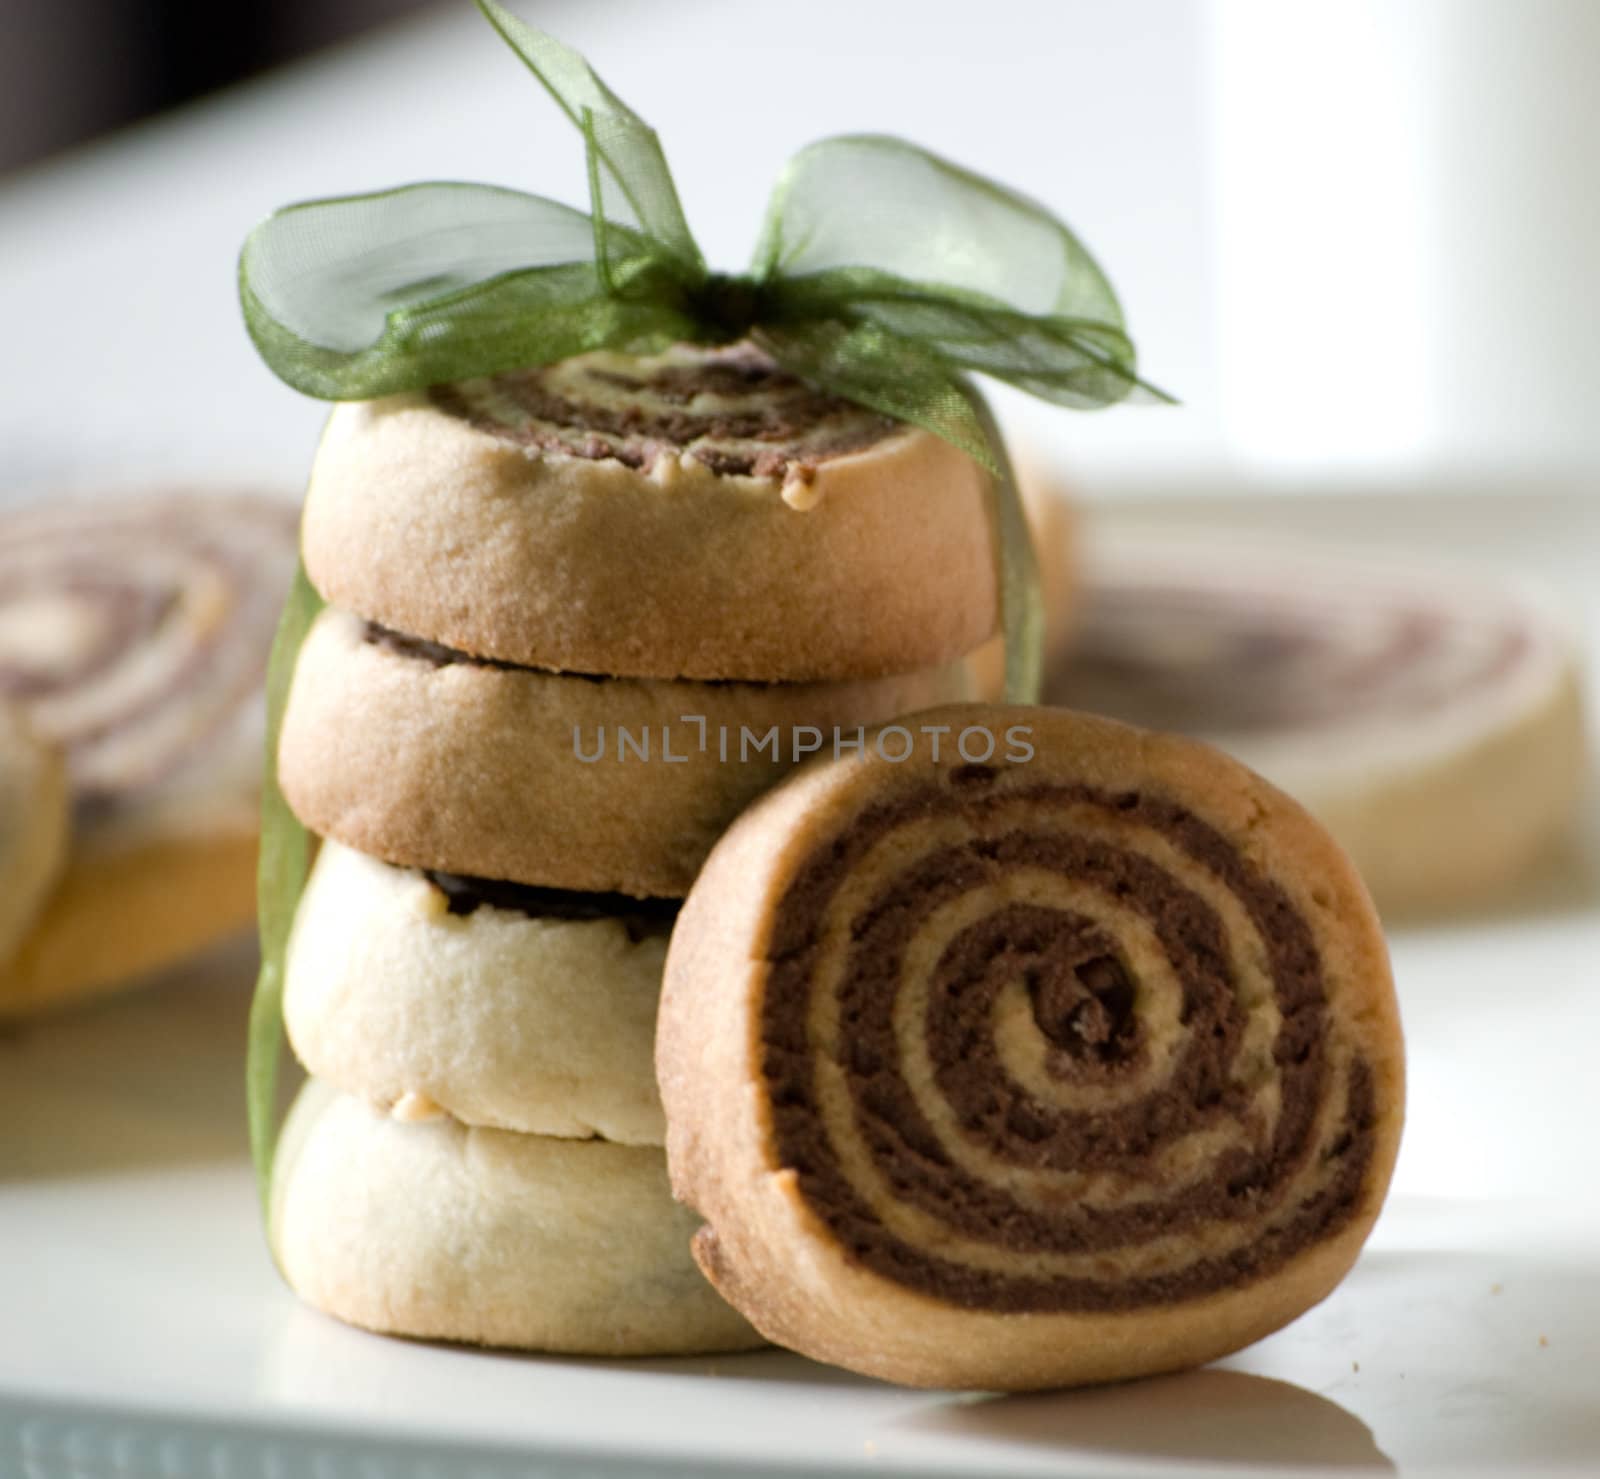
top-left (268, 343), bottom-right (1000, 1353)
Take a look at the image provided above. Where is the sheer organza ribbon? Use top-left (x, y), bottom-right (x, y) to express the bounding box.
top-left (240, 0), bottom-right (1166, 1220)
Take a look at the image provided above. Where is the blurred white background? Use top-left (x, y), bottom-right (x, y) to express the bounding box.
top-left (1, 0), bottom-right (1597, 495)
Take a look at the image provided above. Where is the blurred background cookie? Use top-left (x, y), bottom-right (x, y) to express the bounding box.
top-left (0, 490), bottom-right (299, 1013)
top-left (1046, 525), bottom-right (1587, 916)
top-left (0, 701), bottom-right (69, 968)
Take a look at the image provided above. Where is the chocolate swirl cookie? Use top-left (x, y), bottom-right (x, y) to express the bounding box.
top-left (0, 491), bottom-right (299, 1013)
top-left (658, 703), bottom-right (1404, 1390)
top-left (300, 343), bottom-right (997, 681)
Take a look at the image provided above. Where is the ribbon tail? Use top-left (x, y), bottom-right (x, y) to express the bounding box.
top-left (760, 320), bottom-right (1041, 707)
top-left (962, 383), bottom-right (1043, 706)
top-left (247, 559), bottom-right (322, 1248)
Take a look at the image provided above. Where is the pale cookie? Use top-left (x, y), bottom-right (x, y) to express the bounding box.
top-left (658, 703), bottom-right (1404, 1391)
top-left (271, 1080), bottom-right (762, 1355)
top-left (0, 702), bottom-right (69, 968)
top-left (279, 607), bottom-right (972, 896)
top-left (301, 343), bottom-right (998, 681)
top-left (1048, 526), bottom-right (1588, 914)
top-left (0, 491), bottom-right (299, 1013)
top-left (285, 840), bottom-right (672, 1144)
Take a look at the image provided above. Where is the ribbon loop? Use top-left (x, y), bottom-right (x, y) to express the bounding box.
top-left (477, 0), bottom-right (703, 276)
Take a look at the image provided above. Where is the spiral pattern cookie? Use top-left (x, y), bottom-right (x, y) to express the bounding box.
top-left (1048, 525), bottom-right (1587, 913)
top-left (658, 703), bottom-right (1404, 1390)
top-left (301, 343), bottom-right (997, 680)
top-left (0, 491), bottom-right (300, 1012)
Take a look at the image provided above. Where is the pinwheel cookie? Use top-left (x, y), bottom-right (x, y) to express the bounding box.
top-left (279, 607), bottom-right (971, 897)
top-left (1049, 527), bottom-right (1587, 914)
top-left (0, 492), bottom-right (299, 1013)
top-left (300, 343), bottom-right (998, 682)
top-left (285, 841), bottom-right (675, 1145)
top-left (272, 1080), bottom-right (761, 1355)
top-left (658, 703), bottom-right (1404, 1390)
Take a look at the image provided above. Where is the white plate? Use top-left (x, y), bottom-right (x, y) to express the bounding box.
top-left (2, 933), bottom-right (1598, 1479)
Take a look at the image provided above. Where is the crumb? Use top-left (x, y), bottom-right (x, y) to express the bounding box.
top-left (390, 1090), bottom-right (445, 1123)
top-left (1539, 1335), bottom-right (1549, 1348)
top-left (412, 879), bottom-right (450, 920)
top-left (863, 1439), bottom-right (878, 1457)
top-left (1491, 1283), bottom-right (1504, 1295)
top-left (1352, 1360), bottom-right (1360, 1373)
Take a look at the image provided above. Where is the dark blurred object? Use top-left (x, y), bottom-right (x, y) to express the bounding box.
top-left (0, 0), bottom-right (437, 176)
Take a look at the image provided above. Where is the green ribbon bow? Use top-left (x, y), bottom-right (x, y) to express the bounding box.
top-left (240, 0), bottom-right (1166, 1225)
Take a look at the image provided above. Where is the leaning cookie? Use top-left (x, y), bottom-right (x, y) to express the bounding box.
top-left (301, 343), bottom-right (997, 681)
top-left (285, 841), bottom-right (672, 1145)
top-left (271, 1080), bottom-right (761, 1355)
top-left (658, 703), bottom-right (1404, 1391)
top-left (279, 607), bottom-right (971, 897)
top-left (0, 491), bottom-right (298, 1014)
top-left (0, 703), bottom-right (69, 971)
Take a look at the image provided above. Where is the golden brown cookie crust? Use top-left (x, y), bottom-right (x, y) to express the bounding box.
top-left (657, 703), bottom-right (1404, 1390)
top-left (279, 608), bottom-right (972, 896)
top-left (300, 350), bottom-right (998, 681)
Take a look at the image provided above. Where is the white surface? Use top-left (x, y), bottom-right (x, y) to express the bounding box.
top-left (3, 490), bottom-right (1598, 1478)
top-left (0, 0), bottom-right (1214, 496)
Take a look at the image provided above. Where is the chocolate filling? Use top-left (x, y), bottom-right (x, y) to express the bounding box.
top-left (422, 869), bottom-right (680, 940)
top-left (429, 343), bottom-right (900, 478)
top-left (361, 619), bottom-right (764, 689)
top-left (362, 621), bottom-right (532, 675)
top-left (760, 780), bottom-right (1376, 1313)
